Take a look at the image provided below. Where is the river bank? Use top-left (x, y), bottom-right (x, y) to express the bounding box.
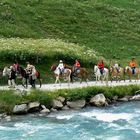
top-left (0, 85), bottom-right (140, 118)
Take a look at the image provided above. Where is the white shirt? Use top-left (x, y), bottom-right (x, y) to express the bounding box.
top-left (114, 63), bottom-right (119, 68)
top-left (57, 63), bottom-right (64, 70)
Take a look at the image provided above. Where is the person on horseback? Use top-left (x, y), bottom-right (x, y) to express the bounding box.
top-left (57, 60), bottom-right (64, 75)
top-left (12, 60), bottom-right (19, 74)
top-left (114, 61), bottom-right (120, 73)
top-left (73, 59), bottom-right (81, 75)
top-left (129, 58), bottom-right (137, 74)
top-left (97, 60), bottom-right (104, 75)
top-left (9, 66), bottom-right (16, 87)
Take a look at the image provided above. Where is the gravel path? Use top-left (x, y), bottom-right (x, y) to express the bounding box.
top-left (0, 80), bottom-right (140, 91)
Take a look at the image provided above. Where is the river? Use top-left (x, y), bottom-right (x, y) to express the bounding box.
top-left (0, 102), bottom-right (140, 140)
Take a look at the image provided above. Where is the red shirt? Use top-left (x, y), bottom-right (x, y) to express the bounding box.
top-left (13, 64), bottom-right (19, 71)
top-left (75, 61), bottom-right (80, 67)
top-left (98, 62), bottom-right (104, 69)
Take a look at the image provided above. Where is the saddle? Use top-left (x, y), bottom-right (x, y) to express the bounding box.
top-left (73, 68), bottom-right (80, 76)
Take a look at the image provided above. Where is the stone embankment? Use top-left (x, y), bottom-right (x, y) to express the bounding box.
top-left (11, 93), bottom-right (140, 117)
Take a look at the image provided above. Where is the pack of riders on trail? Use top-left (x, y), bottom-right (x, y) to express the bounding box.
top-left (4, 57), bottom-right (139, 87)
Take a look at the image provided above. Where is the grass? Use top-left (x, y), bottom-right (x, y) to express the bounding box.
top-left (1, 0), bottom-right (140, 64)
top-left (0, 0), bottom-right (140, 84)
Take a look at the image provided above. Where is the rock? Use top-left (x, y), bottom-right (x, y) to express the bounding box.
top-left (5, 116), bottom-right (11, 122)
top-left (130, 94), bottom-right (140, 101)
top-left (57, 96), bottom-right (65, 103)
top-left (62, 105), bottom-right (70, 110)
top-left (50, 108), bottom-right (58, 112)
top-left (28, 102), bottom-right (40, 112)
top-left (118, 97), bottom-right (129, 102)
top-left (15, 88), bottom-right (28, 96)
top-left (41, 105), bottom-right (47, 109)
top-left (52, 100), bottom-right (63, 109)
top-left (113, 96), bottom-right (118, 101)
top-left (40, 108), bottom-right (50, 114)
top-left (67, 100), bottom-right (86, 109)
top-left (13, 104), bottom-right (28, 114)
top-left (90, 94), bottom-right (107, 107)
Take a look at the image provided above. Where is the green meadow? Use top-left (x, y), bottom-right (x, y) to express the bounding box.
top-left (0, 0), bottom-right (140, 82)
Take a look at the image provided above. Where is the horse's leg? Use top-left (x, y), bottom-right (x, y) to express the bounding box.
top-left (32, 79), bottom-right (36, 88)
top-left (38, 78), bottom-right (42, 88)
top-left (11, 79), bottom-right (16, 88)
top-left (8, 79), bottom-right (11, 87)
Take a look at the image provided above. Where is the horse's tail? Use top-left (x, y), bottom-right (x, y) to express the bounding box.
top-left (123, 67), bottom-right (126, 82)
top-left (36, 71), bottom-right (42, 88)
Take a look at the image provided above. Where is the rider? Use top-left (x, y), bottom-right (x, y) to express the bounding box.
top-left (73, 59), bottom-right (81, 75)
top-left (129, 58), bottom-right (137, 74)
top-left (97, 59), bottom-right (104, 75)
top-left (57, 60), bottom-right (64, 74)
top-left (114, 61), bottom-right (120, 73)
top-left (9, 66), bottom-right (16, 87)
top-left (12, 60), bottom-right (19, 74)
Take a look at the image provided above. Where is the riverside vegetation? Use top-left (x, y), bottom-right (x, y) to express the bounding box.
top-left (0, 85), bottom-right (140, 115)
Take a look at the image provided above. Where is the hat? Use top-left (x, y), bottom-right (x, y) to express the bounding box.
top-left (59, 60), bottom-right (63, 63)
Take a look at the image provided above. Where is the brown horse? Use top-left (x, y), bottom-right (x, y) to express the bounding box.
top-left (50, 64), bottom-right (71, 85)
top-left (64, 64), bottom-right (88, 83)
top-left (109, 66), bottom-right (125, 82)
top-left (125, 66), bottom-right (140, 82)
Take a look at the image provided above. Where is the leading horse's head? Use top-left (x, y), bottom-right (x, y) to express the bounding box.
top-left (50, 65), bottom-right (57, 71)
top-left (3, 67), bottom-right (10, 76)
top-left (94, 65), bottom-right (98, 73)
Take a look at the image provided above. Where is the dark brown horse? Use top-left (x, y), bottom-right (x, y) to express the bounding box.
top-left (18, 66), bottom-right (42, 88)
top-left (64, 64), bottom-right (88, 83)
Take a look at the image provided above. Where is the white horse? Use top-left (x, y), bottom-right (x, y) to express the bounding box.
top-left (3, 66), bottom-right (16, 88)
top-left (51, 65), bottom-right (71, 86)
top-left (94, 65), bottom-right (109, 85)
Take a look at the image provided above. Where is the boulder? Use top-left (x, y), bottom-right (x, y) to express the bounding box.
top-left (50, 108), bottom-right (58, 112)
top-left (40, 108), bottom-right (50, 114)
top-left (130, 94), bottom-right (140, 101)
top-left (90, 94), bottom-right (107, 107)
top-left (67, 100), bottom-right (86, 109)
top-left (52, 100), bottom-right (63, 109)
top-left (118, 97), bottom-right (129, 102)
top-left (62, 105), bottom-right (70, 110)
top-left (28, 102), bottom-right (40, 112)
top-left (13, 104), bottom-right (28, 114)
top-left (5, 116), bottom-right (11, 122)
top-left (57, 96), bottom-right (65, 103)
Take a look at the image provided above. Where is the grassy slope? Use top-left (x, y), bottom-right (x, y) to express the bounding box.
top-left (1, 0), bottom-right (140, 64)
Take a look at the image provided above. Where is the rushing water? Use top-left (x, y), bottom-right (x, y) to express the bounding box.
top-left (1, 102), bottom-right (140, 140)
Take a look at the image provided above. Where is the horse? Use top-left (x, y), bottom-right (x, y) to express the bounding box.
top-left (125, 66), bottom-right (140, 82)
top-left (2, 67), bottom-right (16, 88)
top-left (18, 66), bottom-right (42, 88)
top-left (64, 64), bottom-right (88, 84)
top-left (94, 65), bottom-right (109, 85)
top-left (50, 64), bottom-right (71, 85)
top-left (109, 66), bottom-right (125, 82)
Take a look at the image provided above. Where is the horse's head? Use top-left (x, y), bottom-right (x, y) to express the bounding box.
top-left (125, 66), bottom-right (130, 73)
top-left (94, 65), bottom-right (98, 73)
top-left (50, 65), bottom-right (57, 71)
top-left (3, 67), bottom-right (10, 76)
top-left (109, 66), bottom-right (114, 73)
